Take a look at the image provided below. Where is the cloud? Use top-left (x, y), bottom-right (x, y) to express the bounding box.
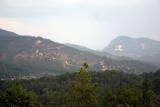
top-left (0, 18), bottom-right (45, 36)
top-left (1, 0), bottom-right (146, 8)
top-left (0, 0), bottom-right (159, 49)
top-left (0, 0), bottom-right (153, 18)
top-left (58, 0), bottom-right (85, 5)
top-left (0, 16), bottom-right (116, 49)
top-left (86, 0), bottom-right (145, 7)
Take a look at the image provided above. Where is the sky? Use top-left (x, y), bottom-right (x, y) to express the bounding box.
top-left (0, 0), bottom-right (160, 50)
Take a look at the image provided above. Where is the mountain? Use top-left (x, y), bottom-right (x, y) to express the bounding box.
top-left (65, 43), bottom-right (92, 51)
top-left (0, 29), bottom-right (158, 77)
top-left (0, 29), bottom-right (101, 75)
top-left (104, 36), bottom-right (160, 65)
top-left (65, 43), bottom-right (117, 58)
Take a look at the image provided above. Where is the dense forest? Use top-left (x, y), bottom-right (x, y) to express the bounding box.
top-left (0, 63), bottom-right (159, 107)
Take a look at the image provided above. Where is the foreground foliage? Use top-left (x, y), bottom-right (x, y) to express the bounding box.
top-left (0, 65), bottom-right (160, 107)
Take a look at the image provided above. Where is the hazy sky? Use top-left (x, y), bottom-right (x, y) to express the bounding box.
top-left (0, 0), bottom-right (160, 50)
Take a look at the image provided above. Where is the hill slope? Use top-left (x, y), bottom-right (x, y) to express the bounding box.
top-left (0, 29), bottom-right (158, 77)
top-left (104, 36), bottom-right (160, 65)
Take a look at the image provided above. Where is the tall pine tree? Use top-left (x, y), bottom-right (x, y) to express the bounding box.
top-left (66, 63), bottom-right (98, 107)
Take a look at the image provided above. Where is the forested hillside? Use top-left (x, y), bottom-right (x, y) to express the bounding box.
top-left (0, 64), bottom-right (159, 107)
top-left (0, 29), bottom-right (158, 78)
top-left (1, 0), bottom-right (159, 106)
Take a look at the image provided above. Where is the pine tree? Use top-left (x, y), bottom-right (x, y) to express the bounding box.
top-left (66, 63), bottom-right (98, 107)
top-left (0, 81), bottom-right (39, 107)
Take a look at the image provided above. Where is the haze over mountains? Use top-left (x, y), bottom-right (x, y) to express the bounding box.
top-left (0, 28), bottom-right (159, 77)
top-left (104, 36), bottom-right (160, 65)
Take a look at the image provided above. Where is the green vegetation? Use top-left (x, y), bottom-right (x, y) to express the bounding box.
top-left (66, 63), bottom-right (98, 107)
top-left (0, 81), bottom-right (39, 107)
top-left (0, 64), bottom-right (159, 107)
top-left (0, 28), bottom-right (158, 77)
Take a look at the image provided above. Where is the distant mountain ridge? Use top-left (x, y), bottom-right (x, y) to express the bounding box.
top-left (65, 43), bottom-right (92, 51)
top-left (104, 36), bottom-right (160, 65)
top-left (0, 29), bottom-right (158, 77)
top-left (0, 28), bottom-right (18, 37)
top-left (65, 43), bottom-right (117, 59)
